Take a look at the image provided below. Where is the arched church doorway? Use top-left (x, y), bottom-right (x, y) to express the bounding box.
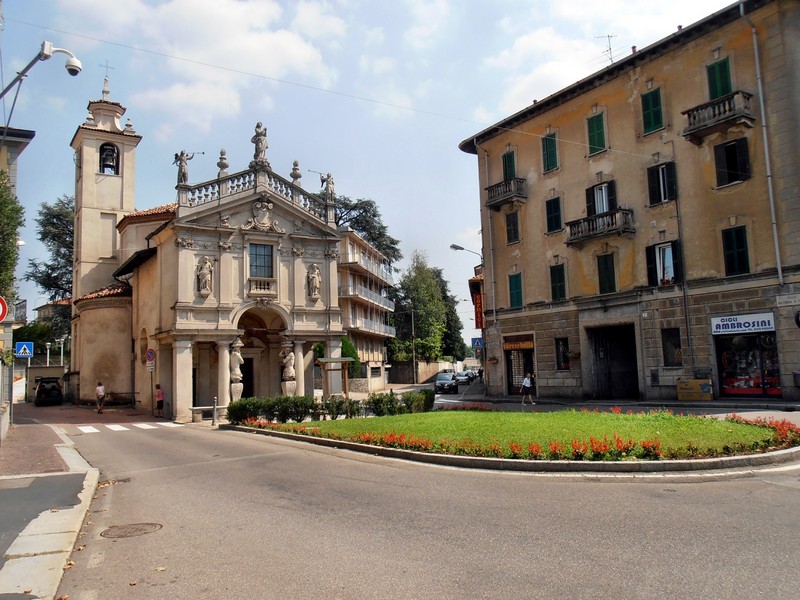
top-left (235, 307), bottom-right (288, 398)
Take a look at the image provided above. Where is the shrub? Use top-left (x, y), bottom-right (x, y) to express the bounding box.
top-left (402, 389), bottom-right (435, 413)
top-left (289, 396), bottom-right (316, 423)
top-left (366, 390), bottom-right (405, 416)
top-left (322, 395), bottom-right (345, 419)
top-left (227, 397), bottom-right (266, 425)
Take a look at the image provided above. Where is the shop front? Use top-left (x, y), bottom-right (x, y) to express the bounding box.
top-left (712, 312), bottom-right (781, 397)
top-left (503, 334), bottom-right (535, 396)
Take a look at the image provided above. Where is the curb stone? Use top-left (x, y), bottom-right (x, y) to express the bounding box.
top-left (220, 424), bottom-right (800, 474)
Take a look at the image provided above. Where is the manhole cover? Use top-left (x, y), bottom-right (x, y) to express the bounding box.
top-left (101, 523), bottom-right (163, 538)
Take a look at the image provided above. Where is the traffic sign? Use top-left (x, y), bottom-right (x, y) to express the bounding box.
top-left (146, 348), bottom-right (156, 371)
top-left (0, 296), bottom-right (7, 322)
top-left (471, 337), bottom-right (483, 349)
top-left (15, 341), bottom-right (33, 358)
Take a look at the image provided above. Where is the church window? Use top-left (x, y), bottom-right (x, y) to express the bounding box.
top-left (249, 243), bottom-right (274, 278)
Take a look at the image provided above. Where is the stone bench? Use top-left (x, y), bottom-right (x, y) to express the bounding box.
top-left (190, 405), bottom-right (228, 423)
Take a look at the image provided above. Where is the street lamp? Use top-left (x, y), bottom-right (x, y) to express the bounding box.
top-left (46, 342), bottom-right (51, 367)
top-left (58, 336), bottom-right (66, 366)
top-left (0, 41), bottom-right (82, 101)
top-left (449, 243), bottom-right (483, 262)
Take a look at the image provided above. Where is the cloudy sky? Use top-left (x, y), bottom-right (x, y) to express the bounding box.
top-left (3, 0), bottom-right (733, 342)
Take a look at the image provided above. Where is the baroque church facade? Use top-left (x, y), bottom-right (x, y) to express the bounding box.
top-left (69, 82), bottom-right (357, 421)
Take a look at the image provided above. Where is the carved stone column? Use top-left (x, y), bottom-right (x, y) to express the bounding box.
top-left (217, 340), bottom-right (230, 407)
top-left (293, 341), bottom-right (305, 397)
top-left (172, 339), bottom-right (193, 423)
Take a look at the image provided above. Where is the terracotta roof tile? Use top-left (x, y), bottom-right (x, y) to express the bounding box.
top-left (75, 282), bottom-right (132, 303)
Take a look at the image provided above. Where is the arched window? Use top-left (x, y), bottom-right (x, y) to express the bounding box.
top-left (99, 143), bottom-right (119, 174)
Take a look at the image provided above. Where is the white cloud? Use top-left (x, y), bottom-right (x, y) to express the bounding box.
top-left (292, 1), bottom-right (347, 41)
top-left (359, 55), bottom-right (395, 76)
top-left (404, 0), bottom-right (450, 50)
top-left (54, 0), bottom-right (336, 139)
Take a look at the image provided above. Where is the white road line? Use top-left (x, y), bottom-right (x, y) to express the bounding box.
top-left (106, 424), bottom-right (129, 431)
top-left (77, 426), bottom-right (100, 433)
top-left (132, 423), bottom-right (158, 429)
top-left (158, 422), bottom-right (184, 428)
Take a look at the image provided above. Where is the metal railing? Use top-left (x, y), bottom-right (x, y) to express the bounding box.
top-left (339, 284), bottom-right (395, 310)
top-left (565, 208), bottom-right (635, 245)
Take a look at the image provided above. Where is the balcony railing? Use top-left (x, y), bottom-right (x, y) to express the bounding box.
top-left (339, 284), bottom-right (395, 311)
top-left (338, 253), bottom-right (394, 284)
top-left (247, 277), bottom-right (277, 297)
top-left (342, 317), bottom-right (396, 338)
top-left (682, 91), bottom-right (755, 144)
top-left (485, 177), bottom-right (527, 210)
top-left (565, 208), bottom-right (635, 245)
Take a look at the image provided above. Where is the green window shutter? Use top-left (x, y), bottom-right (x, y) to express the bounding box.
top-left (550, 264), bottom-right (566, 301)
top-left (641, 89), bottom-right (663, 134)
top-left (723, 227), bottom-right (749, 276)
top-left (502, 151), bottom-right (516, 181)
top-left (545, 197), bottom-right (561, 232)
top-left (646, 245), bottom-right (658, 286)
top-left (542, 133), bottom-right (558, 172)
top-left (505, 211), bottom-right (519, 243)
top-left (707, 58), bottom-right (732, 100)
top-left (509, 273), bottom-right (523, 308)
top-left (597, 254), bottom-right (616, 294)
top-left (587, 114), bottom-right (605, 155)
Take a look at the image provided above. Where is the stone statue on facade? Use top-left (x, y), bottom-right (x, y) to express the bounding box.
top-left (307, 263), bottom-right (321, 299)
top-left (250, 122), bottom-right (269, 167)
top-left (230, 337), bottom-right (244, 403)
top-left (197, 256), bottom-right (213, 296)
top-left (279, 340), bottom-right (297, 396)
top-left (173, 150), bottom-right (195, 185)
top-left (320, 172), bottom-right (335, 200)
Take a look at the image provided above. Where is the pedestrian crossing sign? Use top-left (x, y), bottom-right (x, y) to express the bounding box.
top-left (15, 341), bottom-right (33, 358)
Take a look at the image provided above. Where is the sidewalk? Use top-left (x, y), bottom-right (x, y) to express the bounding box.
top-left (0, 401), bottom-right (99, 599)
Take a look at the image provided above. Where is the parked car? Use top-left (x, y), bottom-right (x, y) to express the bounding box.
top-left (462, 370), bottom-right (477, 382)
top-left (434, 372), bottom-right (459, 394)
top-left (454, 371), bottom-right (471, 385)
top-left (34, 377), bottom-right (64, 407)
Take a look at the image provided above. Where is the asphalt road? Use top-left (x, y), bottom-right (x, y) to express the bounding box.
top-left (53, 418), bottom-right (800, 600)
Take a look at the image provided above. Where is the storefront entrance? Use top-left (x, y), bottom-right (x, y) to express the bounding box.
top-left (716, 333), bottom-right (780, 397)
top-left (712, 312), bottom-right (780, 398)
top-left (503, 335), bottom-right (535, 396)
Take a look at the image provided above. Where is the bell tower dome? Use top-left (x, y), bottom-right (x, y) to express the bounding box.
top-left (70, 77), bottom-right (141, 301)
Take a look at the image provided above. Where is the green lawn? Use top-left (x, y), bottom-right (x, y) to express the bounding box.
top-left (248, 409), bottom-right (797, 461)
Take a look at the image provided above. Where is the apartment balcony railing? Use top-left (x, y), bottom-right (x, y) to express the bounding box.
top-left (342, 317), bottom-right (396, 338)
top-left (485, 177), bottom-right (527, 210)
top-left (338, 253), bottom-right (394, 285)
top-left (339, 284), bottom-right (395, 311)
top-left (565, 208), bottom-right (635, 246)
top-left (681, 91), bottom-right (755, 144)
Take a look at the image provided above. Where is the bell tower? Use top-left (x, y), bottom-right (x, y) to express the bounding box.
top-left (70, 77), bottom-right (141, 301)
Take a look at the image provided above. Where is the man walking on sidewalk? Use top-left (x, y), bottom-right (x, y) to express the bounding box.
top-left (520, 373), bottom-right (534, 405)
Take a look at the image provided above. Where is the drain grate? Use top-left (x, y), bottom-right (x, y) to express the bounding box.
top-left (100, 523), bottom-right (163, 538)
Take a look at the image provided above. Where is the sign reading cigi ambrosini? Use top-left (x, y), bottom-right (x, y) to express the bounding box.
top-left (711, 313), bottom-right (775, 335)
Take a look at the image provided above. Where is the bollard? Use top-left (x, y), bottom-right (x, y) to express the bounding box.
top-left (212, 396), bottom-right (218, 426)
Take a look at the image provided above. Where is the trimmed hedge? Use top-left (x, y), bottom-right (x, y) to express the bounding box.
top-left (227, 395), bottom-right (316, 425)
top-left (366, 389), bottom-right (435, 417)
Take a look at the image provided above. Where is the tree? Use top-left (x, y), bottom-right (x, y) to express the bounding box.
top-left (334, 195), bottom-right (402, 265)
top-left (341, 336), bottom-right (361, 378)
top-left (389, 252), bottom-right (447, 362)
top-left (0, 170), bottom-right (25, 300)
top-left (432, 267), bottom-right (467, 361)
top-left (25, 194), bottom-right (74, 302)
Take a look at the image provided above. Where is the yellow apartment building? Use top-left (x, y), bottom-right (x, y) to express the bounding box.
top-left (460, 0), bottom-right (800, 402)
top-left (337, 228), bottom-right (395, 392)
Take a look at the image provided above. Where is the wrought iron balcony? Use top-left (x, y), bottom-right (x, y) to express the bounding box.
top-left (485, 177), bottom-right (527, 210)
top-left (681, 91), bottom-right (755, 144)
top-left (565, 208), bottom-right (635, 245)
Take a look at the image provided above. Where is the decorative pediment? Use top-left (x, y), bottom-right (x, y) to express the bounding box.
top-left (241, 199), bottom-right (286, 233)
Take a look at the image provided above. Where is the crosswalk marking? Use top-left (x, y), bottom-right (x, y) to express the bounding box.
top-left (76, 423), bottom-right (184, 434)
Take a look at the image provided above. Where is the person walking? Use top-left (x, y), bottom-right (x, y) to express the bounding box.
top-left (95, 381), bottom-right (106, 414)
top-left (520, 373), bottom-right (534, 406)
top-left (155, 383), bottom-right (164, 418)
